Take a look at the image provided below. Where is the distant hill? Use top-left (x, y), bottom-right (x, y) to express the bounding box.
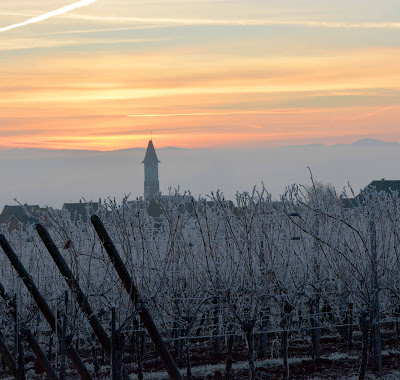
top-left (3, 140), bottom-right (399, 153)
top-left (350, 138), bottom-right (400, 147)
top-left (5, 146), bottom-right (186, 153)
top-left (286, 139), bottom-right (399, 149)
top-left (286, 143), bottom-right (325, 148)
top-left (158, 146), bottom-right (186, 151)
top-left (110, 147), bottom-right (146, 152)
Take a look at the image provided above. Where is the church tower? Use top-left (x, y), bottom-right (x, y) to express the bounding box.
top-left (142, 140), bottom-right (160, 199)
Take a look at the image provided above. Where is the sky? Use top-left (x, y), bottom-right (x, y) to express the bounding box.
top-left (2, 0), bottom-right (400, 150)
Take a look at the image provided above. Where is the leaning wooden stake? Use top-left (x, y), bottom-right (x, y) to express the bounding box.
top-left (0, 280), bottom-right (57, 380)
top-left (111, 307), bottom-right (122, 380)
top-left (0, 331), bottom-right (17, 378)
top-left (0, 284), bottom-right (15, 377)
top-left (21, 329), bottom-right (58, 380)
top-left (0, 234), bottom-right (93, 380)
top-left (0, 282), bottom-right (12, 307)
top-left (13, 295), bottom-right (26, 380)
top-left (36, 223), bottom-right (131, 380)
top-left (91, 214), bottom-right (182, 380)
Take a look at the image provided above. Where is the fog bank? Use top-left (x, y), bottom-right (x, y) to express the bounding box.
top-left (0, 140), bottom-right (398, 208)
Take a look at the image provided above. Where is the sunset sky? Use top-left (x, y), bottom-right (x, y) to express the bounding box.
top-left (2, 0), bottom-right (400, 150)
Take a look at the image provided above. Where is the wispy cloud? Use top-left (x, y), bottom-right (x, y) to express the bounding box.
top-left (127, 110), bottom-right (332, 118)
top-left (0, 37), bottom-right (169, 52)
top-left (128, 112), bottom-right (243, 117)
top-left (0, 12), bottom-right (37, 17)
top-left (0, 0), bottom-right (97, 33)
top-left (350, 106), bottom-right (394, 121)
top-left (29, 25), bottom-right (167, 36)
top-left (64, 14), bottom-right (400, 30)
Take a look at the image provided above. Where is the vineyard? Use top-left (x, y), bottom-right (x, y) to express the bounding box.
top-left (1, 182), bottom-right (400, 379)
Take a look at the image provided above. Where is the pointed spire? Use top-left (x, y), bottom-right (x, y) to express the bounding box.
top-left (142, 140), bottom-right (161, 164)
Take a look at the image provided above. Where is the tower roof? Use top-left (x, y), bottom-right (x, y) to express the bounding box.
top-left (142, 140), bottom-right (161, 163)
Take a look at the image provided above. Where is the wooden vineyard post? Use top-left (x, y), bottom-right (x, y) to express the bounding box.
top-left (214, 254), bottom-right (222, 354)
top-left (312, 213), bottom-right (321, 358)
top-left (13, 294), bottom-right (25, 380)
top-left (91, 214), bottom-right (183, 380)
top-left (225, 324), bottom-right (234, 380)
top-left (21, 329), bottom-right (58, 380)
top-left (111, 307), bottom-right (117, 380)
top-left (347, 302), bottom-right (353, 348)
top-left (0, 234), bottom-right (93, 380)
top-left (36, 223), bottom-right (131, 380)
top-left (0, 332), bottom-right (17, 378)
top-left (259, 240), bottom-right (268, 359)
top-left (60, 291), bottom-right (68, 380)
top-left (0, 281), bottom-right (12, 307)
top-left (359, 311), bottom-right (370, 380)
top-left (111, 307), bottom-right (122, 380)
top-left (0, 280), bottom-right (57, 380)
top-left (370, 208), bottom-right (383, 375)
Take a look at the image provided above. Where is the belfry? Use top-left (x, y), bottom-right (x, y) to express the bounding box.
top-left (142, 140), bottom-right (160, 199)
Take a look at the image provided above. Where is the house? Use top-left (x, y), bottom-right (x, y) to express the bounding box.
top-left (62, 200), bottom-right (100, 222)
top-left (365, 179), bottom-right (400, 194)
top-left (342, 179), bottom-right (400, 208)
top-left (0, 204), bottom-right (47, 231)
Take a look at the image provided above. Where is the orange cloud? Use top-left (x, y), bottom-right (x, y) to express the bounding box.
top-left (2, 46), bottom-right (400, 149)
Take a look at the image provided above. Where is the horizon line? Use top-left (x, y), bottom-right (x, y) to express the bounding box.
top-left (0, 138), bottom-right (398, 152)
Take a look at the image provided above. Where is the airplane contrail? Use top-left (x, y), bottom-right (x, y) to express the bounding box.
top-left (0, 0), bottom-right (97, 33)
top-left (64, 14), bottom-right (400, 30)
